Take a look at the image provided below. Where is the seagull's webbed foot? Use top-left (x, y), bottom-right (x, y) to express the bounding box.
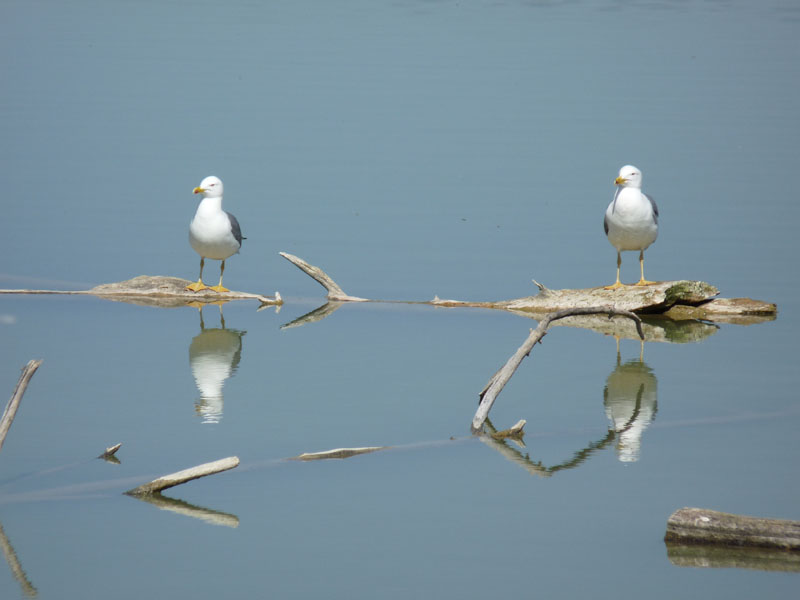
top-left (634, 279), bottom-right (657, 286)
top-left (185, 280), bottom-right (208, 292)
top-left (208, 285), bottom-right (230, 293)
top-left (604, 281), bottom-right (625, 291)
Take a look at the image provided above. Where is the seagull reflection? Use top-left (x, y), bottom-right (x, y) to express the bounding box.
top-left (603, 343), bottom-right (658, 462)
top-left (189, 306), bottom-right (245, 424)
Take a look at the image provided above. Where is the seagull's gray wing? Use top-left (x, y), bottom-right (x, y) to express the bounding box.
top-left (645, 193), bottom-right (659, 224)
top-left (226, 211), bottom-right (245, 246)
top-left (604, 212), bottom-right (610, 236)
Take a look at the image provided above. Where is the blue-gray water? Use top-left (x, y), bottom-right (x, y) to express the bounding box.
top-left (1, 1), bottom-right (799, 598)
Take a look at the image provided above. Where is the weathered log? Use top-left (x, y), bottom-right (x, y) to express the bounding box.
top-left (125, 456), bottom-right (240, 496)
top-left (0, 360), bottom-right (43, 455)
top-left (291, 446), bottom-right (387, 461)
top-left (277, 252), bottom-right (775, 319)
top-left (473, 307), bottom-right (643, 432)
top-left (663, 297), bottom-right (777, 324)
top-left (665, 507), bottom-right (800, 551)
top-left (0, 276), bottom-right (282, 308)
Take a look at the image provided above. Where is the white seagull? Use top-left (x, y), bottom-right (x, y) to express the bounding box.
top-left (186, 176), bottom-right (244, 293)
top-left (603, 165), bottom-right (659, 290)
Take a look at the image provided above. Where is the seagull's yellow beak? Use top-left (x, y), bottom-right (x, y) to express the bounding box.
top-left (193, 187), bottom-right (205, 194)
top-left (614, 176), bottom-right (627, 185)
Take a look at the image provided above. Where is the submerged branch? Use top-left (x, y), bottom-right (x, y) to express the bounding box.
top-left (290, 446), bottom-right (388, 461)
top-left (0, 360), bottom-right (43, 455)
top-left (472, 307), bottom-right (643, 432)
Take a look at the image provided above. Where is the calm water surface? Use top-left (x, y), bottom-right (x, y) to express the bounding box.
top-left (1, 1), bottom-right (799, 598)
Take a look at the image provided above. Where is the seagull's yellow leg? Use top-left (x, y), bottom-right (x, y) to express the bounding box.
top-left (208, 260), bottom-right (230, 293)
top-left (604, 252), bottom-right (625, 290)
top-left (186, 257), bottom-right (209, 292)
top-left (634, 250), bottom-right (656, 286)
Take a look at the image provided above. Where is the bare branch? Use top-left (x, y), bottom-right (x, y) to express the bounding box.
top-left (0, 360), bottom-right (43, 455)
top-left (279, 252), bottom-right (368, 301)
top-left (290, 446), bottom-right (387, 461)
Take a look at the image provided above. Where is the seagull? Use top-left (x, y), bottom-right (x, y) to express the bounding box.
top-left (603, 165), bottom-right (659, 290)
top-left (186, 176), bottom-right (244, 293)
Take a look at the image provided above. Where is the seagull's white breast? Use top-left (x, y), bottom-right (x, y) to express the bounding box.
top-left (189, 198), bottom-right (241, 260)
top-left (605, 188), bottom-right (658, 252)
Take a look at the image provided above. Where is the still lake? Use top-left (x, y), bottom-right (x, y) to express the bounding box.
top-left (1, 0), bottom-right (799, 598)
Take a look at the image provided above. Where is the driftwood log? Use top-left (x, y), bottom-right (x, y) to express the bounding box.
top-left (279, 253), bottom-right (776, 321)
top-left (291, 446), bottom-right (387, 461)
top-left (0, 360), bottom-right (42, 456)
top-left (0, 276), bottom-right (282, 308)
top-left (125, 456), bottom-right (240, 496)
top-left (665, 507), bottom-right (800, 551)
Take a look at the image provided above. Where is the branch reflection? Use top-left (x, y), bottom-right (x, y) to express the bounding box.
top-left (0, 519), bottom-right (37, 597)
top-left (481, 341), bottom-right (659, 475)
top-left (280, 301), bottom-right (345, 330)
top-left (189, 305), bottom-right (246, 424)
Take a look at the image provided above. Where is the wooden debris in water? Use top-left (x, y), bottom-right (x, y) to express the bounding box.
top-left (98, 443), bottom-right (122, 462)
top-left (291, 446), bottom-right (387, 461)
top-left (0, 360), bottom-right (42, 456)
top-left (125, 456), bottom-right (240, 496)
top-left (280, 252), bottom-right (368, 302)
top-left (665, 507), bottom-right (800, 551)
top-left (0, 276), bottom-right (282, 308)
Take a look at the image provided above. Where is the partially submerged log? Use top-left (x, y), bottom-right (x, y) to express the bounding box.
top-left (98, 443), bottom-right (122, 464)
top-left (290, 446), bottom-right (387, 461)
top-left (0, 360), bottom-right (43, 456)
top-left (435, 280), bottom-right (777, 320)
top-left (0, 276), bottom-right (282, 308)
top-left (125, 456), bottom-right (240, 496)
top-left (665, 507), bottom-right (800, 551)
top-left (279, 253), bottom-right (776, 321)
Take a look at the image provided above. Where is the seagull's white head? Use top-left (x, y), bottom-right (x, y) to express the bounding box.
top-left (193, 176), bottom-right (224, 198)
top-left (614, 165), bottom-right (642, 189)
